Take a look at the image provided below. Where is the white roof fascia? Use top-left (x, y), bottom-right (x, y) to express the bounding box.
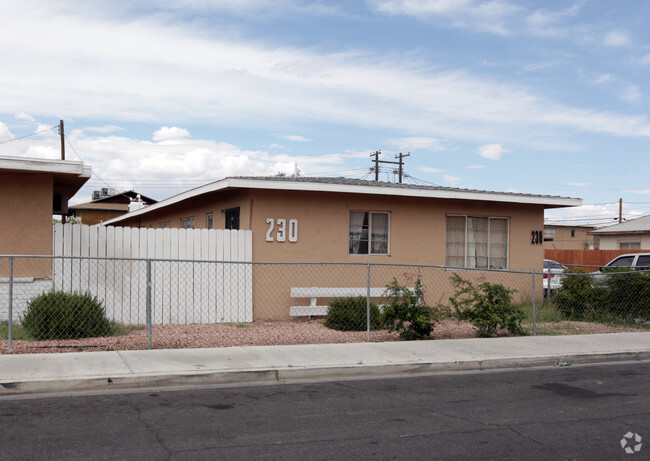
top-left (231, 178), bottom-right (581, 207)
top-left (0, 156), bottom-right (90, 178)
top-left (102, 177), bottom-right (581, 225)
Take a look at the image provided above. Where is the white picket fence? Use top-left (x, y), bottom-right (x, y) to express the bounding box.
top-left (52, 223), bottom-right (253, 324)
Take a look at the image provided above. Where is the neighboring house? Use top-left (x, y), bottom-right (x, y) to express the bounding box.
top-left (0, 155), bottom-right (91, 276)
top-left (102, 176), bottom-right (581, 271)
top-left (589, 214), bottom-right (650, 250)
top-left (542, 224), bottom-right (597, 250)
top-left (69, 189), bottom-right (157, 225)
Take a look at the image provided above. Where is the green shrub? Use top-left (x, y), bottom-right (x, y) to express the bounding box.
top-left (381, 277), bottom-right (436, 340)
top-left (22, 291), bottom-right (113, 340)
top-left (324, 296), bottom-right (382, 331)
top-left (554, 268), bottom-right (650, 323)
top-left (599, 271), bottom-right (650, 322)
top-left (553, 267), bottom-right (602, 320)
top-left (447, 274), bottom-right (524, 338)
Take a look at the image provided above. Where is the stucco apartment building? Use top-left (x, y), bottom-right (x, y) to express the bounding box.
top-left (590, 214), bottom-right (650, 250)
top-left (105, 176), bottom-right (581, 269)
top-left (69, 189), bottom-right (157, 225)
top-left (103, 176), bottom-right (581, 319)
top-left (542, 224), bottom-right (597, 250)
top-left (0, 156), bottom-right (91, 276)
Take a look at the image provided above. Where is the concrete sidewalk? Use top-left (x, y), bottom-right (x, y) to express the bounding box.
top-left (1, 332), bottom-right (649, 395)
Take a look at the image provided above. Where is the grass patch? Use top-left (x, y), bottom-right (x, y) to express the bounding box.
top-left (0, 321), bottom-right (143, 341)
top-left (519, 301), bottom-right (568, 324)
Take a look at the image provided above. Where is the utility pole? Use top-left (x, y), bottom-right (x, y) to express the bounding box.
top-left (395, 152), bottom-right (410, 183)
top-left (59, 120), bottom-right (65, 160)
top-left (370, 150), bottom-right (381, 181)
top-left (369, 150), bottom-right (409, 183)
top-left (619, 198), bottom-right (623, 223)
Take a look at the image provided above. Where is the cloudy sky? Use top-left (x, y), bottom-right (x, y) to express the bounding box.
top-left (2, 0), bottom-right (649, 226)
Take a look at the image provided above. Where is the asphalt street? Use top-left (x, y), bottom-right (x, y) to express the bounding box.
top-left (1, 361), bottom-right (648, 460)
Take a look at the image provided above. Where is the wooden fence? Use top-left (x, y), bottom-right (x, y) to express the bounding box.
top-left (52, 223), bottom-right (253, 324)
top-left (545, 249), bottom-right (650, 271)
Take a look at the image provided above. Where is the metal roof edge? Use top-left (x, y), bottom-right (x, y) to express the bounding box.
top-left (101, 176), bottom-right (581, 226)
top-left (0, 155), bottom-right (90, 177)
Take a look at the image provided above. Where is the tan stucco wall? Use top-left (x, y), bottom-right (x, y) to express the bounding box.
top-left (247, 189), bottom-right (544, 270)
top-left (117, 189), bottom-right (252, 230)
top-left (110, 187), bottom-right (549, 321)
top-left (73, 209), bottom-right (127, 226)
top-left (245, 189), bottom-right (545, 320)
top-left (0, 174), bottom-right (53, 255)
top-left (543, 226), bottom-right (592, 250)
top-left (596, 233), bottom-right (650, 250)
top-left (0, 174), bottom-right (53, 277)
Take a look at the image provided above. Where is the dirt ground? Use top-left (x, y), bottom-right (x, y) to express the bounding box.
top-left (2, 318), bottom-right (648, 354)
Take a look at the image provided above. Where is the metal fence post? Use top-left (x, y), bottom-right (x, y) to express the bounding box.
top-left (366, 263), bottom-right (371, 342)
top-left (8, 256), bottom-right (14, 354)
top-left (146, 258), bottom-right (152, 350)
top-left (532, 267), bottom-right (537, 336)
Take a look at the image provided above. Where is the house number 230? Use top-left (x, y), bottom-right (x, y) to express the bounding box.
top-left (266, 218), bottom-right (298, 242)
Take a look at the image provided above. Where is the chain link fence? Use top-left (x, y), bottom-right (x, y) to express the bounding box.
top-left (1, 255), bottom-right (649, 353)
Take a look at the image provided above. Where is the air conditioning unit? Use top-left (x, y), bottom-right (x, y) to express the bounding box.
top-left (92, 191), bottom-right (100, 201)
top-left (101, 188), bottom-right (109, 196)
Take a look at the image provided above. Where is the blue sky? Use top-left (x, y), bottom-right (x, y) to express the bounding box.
top-left (1, 0), bottom-right (650, 226)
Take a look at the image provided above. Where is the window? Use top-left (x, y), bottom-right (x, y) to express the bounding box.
top-left (349, 211), bottom-right (389, 255)
top-left (619, 241), bottom-right (641, 250)
top-left (544, 228), bottom-right (556, 237)
top-left (159, 222), bottom-right (169, 229)
top-left (225, 207), bottom-right (240, 230)
top-left (571, 229), bottom-right (576, 238)
top-left (180, 217), bottom-right (195, 229)
top-left (446, 215), bottom-right (509, 269)
top-left (608, 255), bottom-right (635, 267)
top-left (638, 255), bottom-right (650, 267)
top-left (206, 213), bottom-right (213, 229)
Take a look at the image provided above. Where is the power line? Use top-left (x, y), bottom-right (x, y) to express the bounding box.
top-left (0, 125), bottom-right (58, 144)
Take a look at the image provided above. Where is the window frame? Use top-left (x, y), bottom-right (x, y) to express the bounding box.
top-left (180, 217), bottom-right (195, 229)
top-left (206, 213), bottom-right (213, 230)
top-left (348, 210), bottom-right (390, 256)
top-left (445, 214), bottom-right (509, 269)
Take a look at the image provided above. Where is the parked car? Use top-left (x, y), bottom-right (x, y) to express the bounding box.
top-left (543, 259), bottom-right (566, 294)
top-left (600, 253), bottom-right (650, 271)
top-left (593, 253), bottom-right (650, 284)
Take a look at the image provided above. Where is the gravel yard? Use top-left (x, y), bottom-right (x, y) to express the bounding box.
top-left (2, 319), bottom-right (647, 354)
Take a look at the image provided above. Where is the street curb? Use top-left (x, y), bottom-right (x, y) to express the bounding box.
top-left (1, 350), bottom-right (648, 395)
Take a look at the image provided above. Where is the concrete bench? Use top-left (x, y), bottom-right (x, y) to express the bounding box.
top-left (290, 287), bottom-right (387, 317)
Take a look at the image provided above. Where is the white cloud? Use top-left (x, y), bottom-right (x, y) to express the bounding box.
top-left (390, 136), bottom-right (447, 151)
top-left (369, 0), bottom-right (520, 36)
top-left (443, 174), bottom-right (461, 185)
top-left (621, 85), bottom-right (642, 104)
top-left (524, 4), bottom-right (581, 38)
top-left (152, 126), bottom-right (192, 142)
top-left (603, 30), bottom-right (631, 47)
top-left (36, 124), bottom-right (57, 137)
top-left (0, 1), bottom-right (649, 147)
top-left (85, 125), bottom-right (125, 134)
top-left (5, 129), bottom-right (353, 200)
top-left (636, 54), bottom-right (650, 66)
top-left (478, 143), bottom-right (506, 160)
top-left (279, 134), bottom-right (309, 142)
top-left (14, 112), bottom-right (35, 121)
top-left (624, 188), bottom-right (650, 194)
top-left (0, 122), bottom-right (14, 141)
top-left (466, 164), bottom-right (485, 169)
top-left (593, 74), bottom-right (642, 104)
